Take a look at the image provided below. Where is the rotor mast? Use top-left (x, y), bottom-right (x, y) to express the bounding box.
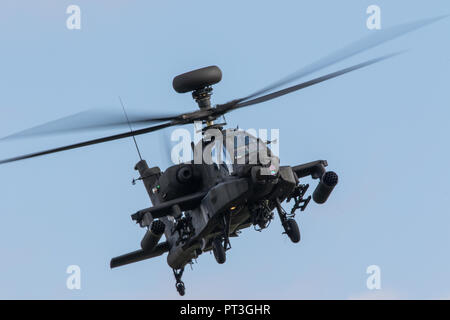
top-left (172, 65), bottom-right (223, 127)
top-left (192, 87), bottom-right (214, 126)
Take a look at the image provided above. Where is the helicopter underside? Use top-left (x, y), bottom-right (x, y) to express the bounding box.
top-left (110, 159), bottom-right (338, 296)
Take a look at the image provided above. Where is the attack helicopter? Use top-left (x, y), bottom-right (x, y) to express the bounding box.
top-left (0, 15), bottom-right (445, 295)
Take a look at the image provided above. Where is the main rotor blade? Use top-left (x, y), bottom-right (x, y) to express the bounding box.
top-left (0, 121), bottom-right (183, 164)
top-left (238, 14), bottom-right (447, 103)
top-left (217, 51), bottom-right (401, 113)
top-left (0, 108), bottom-right (179, 141)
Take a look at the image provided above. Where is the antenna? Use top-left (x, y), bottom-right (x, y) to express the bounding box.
top-left (118, 96), bottom-right (143, 161)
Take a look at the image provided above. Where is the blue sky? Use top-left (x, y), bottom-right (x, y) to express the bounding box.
top-left (0, 1), bottom-right (449, 299)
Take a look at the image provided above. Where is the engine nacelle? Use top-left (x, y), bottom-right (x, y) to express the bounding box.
top-left (313, 171), bottom-right (338, 204)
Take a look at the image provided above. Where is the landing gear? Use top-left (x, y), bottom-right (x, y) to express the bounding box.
top-left (275, 198), bottom-right (301, 243)
top-left (212, 237), bottom-right (226, 264)
top-left (173, 268), bottom-right (185, 296)
top-left (176, 282), bottom-right (185, 296)
top-left (211, 211), bottom-right (232, 264)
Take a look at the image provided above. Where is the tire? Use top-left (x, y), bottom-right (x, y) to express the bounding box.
top-left (176, 283), bottom-right (185, 296)
top-left (212, 237), bottom-right (226, 264)
top-left (283, 219), bottom-right (301, 243)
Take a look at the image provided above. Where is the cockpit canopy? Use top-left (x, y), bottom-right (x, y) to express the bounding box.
top-left (220, 129), bottom-right (279, 171)
top-left (191, 128), bottom-right (279, 173)
top-left (224, 129), bottom-right (272, 164)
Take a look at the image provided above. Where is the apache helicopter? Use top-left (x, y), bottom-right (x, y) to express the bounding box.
top-left (0, 15), bottom-right (444, 295)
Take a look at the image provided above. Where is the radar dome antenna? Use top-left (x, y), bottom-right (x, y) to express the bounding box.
top-left (172, 66), bottom-right (222, 126)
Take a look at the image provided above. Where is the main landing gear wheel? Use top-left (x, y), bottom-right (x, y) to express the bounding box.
top-left (275, 198), bottom-right (301, 244)
top-left (282, 219), bottom-right (301, 243)
top-left (173, 268), bottom-right (186, 296)
top-left (212, 237), bottom-right (226, 264)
